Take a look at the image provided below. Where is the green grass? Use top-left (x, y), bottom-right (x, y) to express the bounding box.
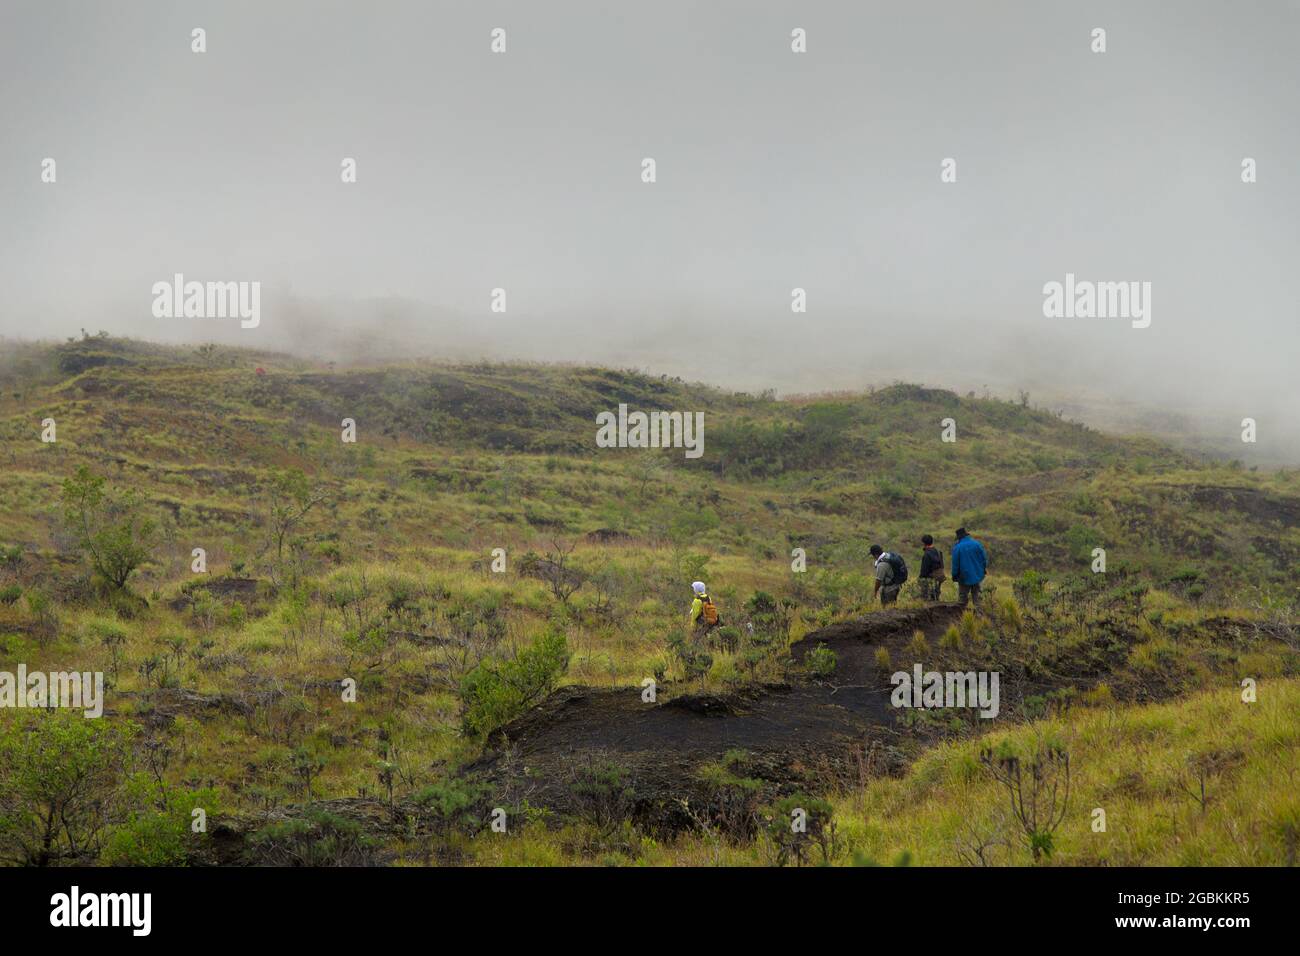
top-left (833, 678), bottom-right (1300, 867)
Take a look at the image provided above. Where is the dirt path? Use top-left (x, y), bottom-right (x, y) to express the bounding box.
top-left (466, 605), bottom-right (968, 831)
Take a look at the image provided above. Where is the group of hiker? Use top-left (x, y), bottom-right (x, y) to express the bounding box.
top-left (688, 528), bottom-right (989, 632)
top-left (870, 527), bottom-right (988, 608)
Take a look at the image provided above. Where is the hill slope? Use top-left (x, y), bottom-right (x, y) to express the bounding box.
top-left (0, 335), bottom-right (1296, 867)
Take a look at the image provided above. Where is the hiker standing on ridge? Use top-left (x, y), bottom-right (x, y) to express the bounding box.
top-left (870, 545), bottom-right (907, 606)
top-left (919, 534), bottom-right (946, 601)
top-left (950, 527), bottom-right (988, 606)
top-left (689, 581), bottom-right (720, 634)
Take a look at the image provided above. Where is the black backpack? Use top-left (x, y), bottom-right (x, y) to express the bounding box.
top-left (884, 552), bottom-right (908, 584)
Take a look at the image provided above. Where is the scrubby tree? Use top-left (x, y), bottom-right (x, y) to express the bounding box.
top-left (262, 468), bottom-right (329, 584)
top-left (980, 741), bottom-right (1071, 862)
top-left (541, 538), bottom-right (582, 604)
top-left (766, 793), bottom-right (837, 866)
top-left (61, 465), bottom-right (157, 591)
top-left (0, 712), bottom-right (136, 866)
top-left (460, 625), bottom-right (570, 736)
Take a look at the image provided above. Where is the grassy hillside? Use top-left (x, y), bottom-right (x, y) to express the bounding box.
top-left (0, 334), bottom-right (1296, 867)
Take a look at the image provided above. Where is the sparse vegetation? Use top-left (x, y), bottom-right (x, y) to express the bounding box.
top-left (0, 337), bottom-right (1296, 866)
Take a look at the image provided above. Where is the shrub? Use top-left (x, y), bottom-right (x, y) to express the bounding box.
top-left (102, 784), bottom-right (219, 866)
top-left (746, 590), bottom-right (778, 615)
top-left (23, 589), bottom-right (58, 639)
top-left (713, 624), bottom-right (743, 652)
top-left (60, 466), bottom-right (157, 591)
top-left (0, 584), bottom-right (20, 606)
top-left (745, 590), bottom-right (794, 641)
top-left (250, 809), bottom-right (382, 866)
top-left (979, 743), bottom-right (1071, 862)
top-left (1064, 524), bottom-right (1096, 562)
top-left (0, 712), bottom-right (136, 865)
top-left (670, 639), bottom-right (714, 680)
top-left (805, 643), bottom-right (837, 677)
top-left (85, 616), bottom-right (125, 640)
top-left (874, 476), bottom-right (910, 504)
top-left (1013, 570), bottom-right (1048, 608)
top-left (568, 761), bottom-right (637, 838)
top-left (694, 752), bottom-right (764, 840)
top-left (413, 778), bottom-right (488, 834)
top-left (460, 624), bottom-right (569, 736)
top-left (766, 793), bottom-right (836, 866)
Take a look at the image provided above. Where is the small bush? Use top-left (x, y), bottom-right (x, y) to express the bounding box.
top-left (102, 785), bottom-right (218, 866)
top-left (569, 761), bottom-right (637, 839)
top-left (413, 778), bottom-right (488, 834)
top-left (85, 616), bottom-right (128, 643)
top-left (766, 793), bottom-right (836, 866)
top-left (250, 809), bottom-right (382, 866)
top-left (23, 589), bottom-right (58, 639)
top-left (694, 752), bottom-right (764, 840)
top-left (805, 643), bottom-right (837, 677)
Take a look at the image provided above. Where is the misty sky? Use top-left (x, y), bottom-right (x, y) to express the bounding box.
top-left (2, 1), bottom-right (1298, 459)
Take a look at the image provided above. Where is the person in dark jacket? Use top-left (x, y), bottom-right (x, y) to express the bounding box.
top-left (918, 534), bottom-right (945, 601)
top-left (950, 527), bottom-right (989, 606)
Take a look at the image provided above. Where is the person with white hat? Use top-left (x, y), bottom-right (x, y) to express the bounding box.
top-left (689, 581), bottom-right (720, 633)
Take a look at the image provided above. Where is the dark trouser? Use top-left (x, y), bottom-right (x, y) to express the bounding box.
top-left (957, 582), bottom-right (982, 606)
top-left (880, 584), bottom-right (901, 606)
top-left (920, 578), bottom-right (942, 601)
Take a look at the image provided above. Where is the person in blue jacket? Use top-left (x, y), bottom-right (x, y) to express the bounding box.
top-left (949, 527), bottom-right (988, 606)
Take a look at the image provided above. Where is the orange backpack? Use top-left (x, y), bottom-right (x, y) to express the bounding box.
top-left (700, 596), bottom-right (719, 626)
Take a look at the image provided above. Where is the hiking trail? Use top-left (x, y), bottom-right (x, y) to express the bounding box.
top-left (465, 604), bottom-right (968, 831)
